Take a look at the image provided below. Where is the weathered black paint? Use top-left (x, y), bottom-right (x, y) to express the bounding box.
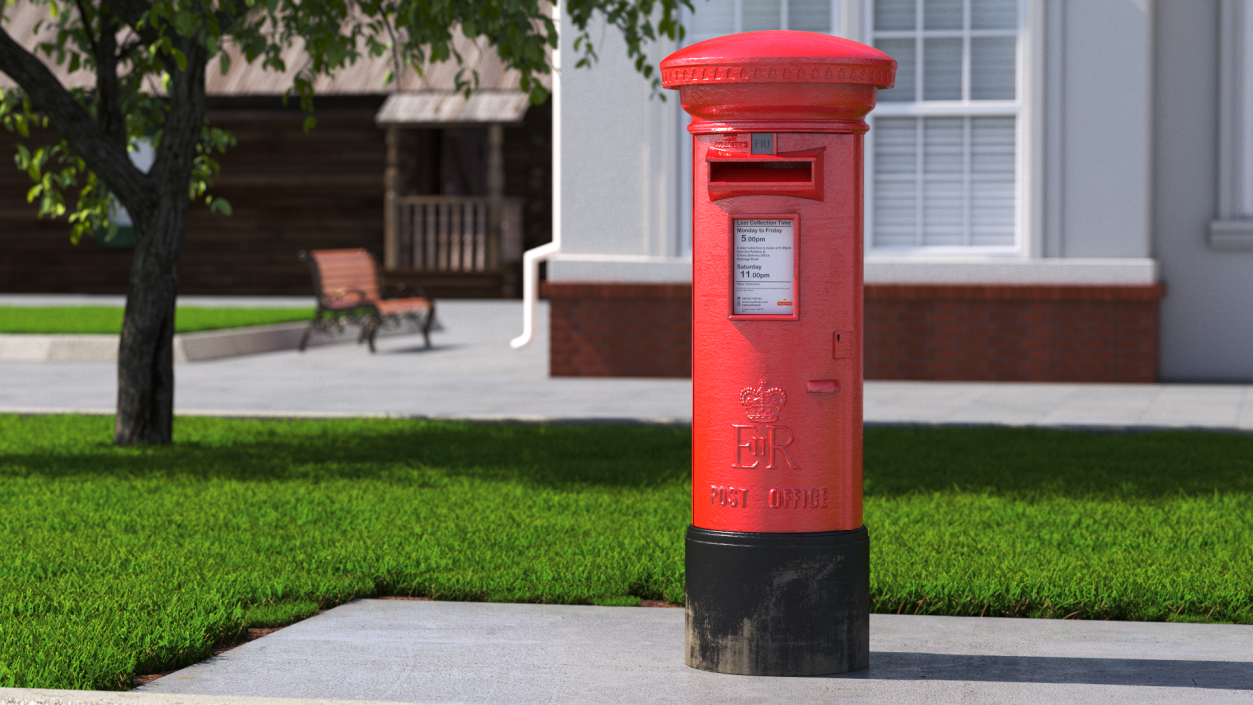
top-left (684, 525), bottom-right (869, 676)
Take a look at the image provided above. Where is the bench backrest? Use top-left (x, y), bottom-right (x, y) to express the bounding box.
top-left (304, 249), bottom-right (381, 305)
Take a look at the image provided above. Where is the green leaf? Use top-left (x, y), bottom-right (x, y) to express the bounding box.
top-left (208, 197), bottom-right (233, 216)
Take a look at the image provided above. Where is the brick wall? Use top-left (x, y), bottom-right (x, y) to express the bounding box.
top-left (545, 282), bottom-right (1162, 383)
top-left (545, 282), bottom-right (692, 378)
top-left (863, 284), bottom-right (1163, 383)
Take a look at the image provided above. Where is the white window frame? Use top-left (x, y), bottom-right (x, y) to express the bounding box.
top-left (676, 0), bottom-right (845, 256)
top-left (863, 0), bottom-right (1034, 257)
top-left (1210, 0), bottom-right (1253, 250)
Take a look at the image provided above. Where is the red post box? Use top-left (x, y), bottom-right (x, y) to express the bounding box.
top-left (661, 31), bottom-right (895, 676)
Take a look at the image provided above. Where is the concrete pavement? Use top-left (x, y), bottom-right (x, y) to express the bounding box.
top-left (5, 296), bottom-right (1253, 704)
top-left (125, 600), bottom-right (1253, 704)
top-left (0, 300), bottom-right (692, 423)
top-left (5, 298), bottom-right (1253, 429)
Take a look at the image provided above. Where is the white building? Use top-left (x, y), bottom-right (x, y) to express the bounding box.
top-left (530, 0), bottom-right (1253, 383)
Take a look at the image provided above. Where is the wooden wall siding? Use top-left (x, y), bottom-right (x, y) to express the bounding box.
top-left (0, 128), bottom-right (131, 293)
top-left (180, 108), bottom-right (388, 295)
top-left (0, 97), bottom-right (553, 297)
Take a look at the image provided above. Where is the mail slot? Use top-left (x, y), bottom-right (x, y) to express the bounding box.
top-left (662, 30), bottom-right (895, 678)
top-left (708, 148), bottom-right (824, 201)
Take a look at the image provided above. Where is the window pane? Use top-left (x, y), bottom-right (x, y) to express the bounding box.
top-left (788, 0), bottom-right (831, 32)
top-left (875, 38), bottom-right (916, 102)
top-left (971, 117), bottom-right (1016, 246)
top-left (874, 118), bottom-right (919, 247)
top-left (923, 179), bottom-right (964, 245)
top-left (923, 37), bottom-right (962, 100)
top-left (972, 0), bottom-right (1018, 30)
top-left (743, 0), bottom-right (782, 30)
top-left (970, 179), bottom-right (1015, 245)
top-left (875, 0), bottom-right (915, 30)
top-left (875, 118), bottom-right (919, 174)
top-left (874, 179), bottom-right (919, 247)
top-left (971, 117), bottom-right (1015, 174)
top-left (971, 37), bottom-right (1016, 100)
top-left (924, 0), bottom-right (963, 30)
top-left (689, 0), bottom-right (735, 36)
top-left (923, 118), bottom-right (963, 174)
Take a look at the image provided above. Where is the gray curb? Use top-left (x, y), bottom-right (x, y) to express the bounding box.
top-left (0, 318), bottom-right (437, 363)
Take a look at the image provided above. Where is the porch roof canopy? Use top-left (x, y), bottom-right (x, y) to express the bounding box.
top-left (375, 91), bottom-right (531, 126)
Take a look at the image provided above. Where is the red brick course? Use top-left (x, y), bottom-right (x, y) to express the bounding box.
top-left (863, 284), bottom-right (1163, 383)
top-left (545, 282), bottom-right (1162, 383)
top-left (544, 282), bottom-right (692, 378)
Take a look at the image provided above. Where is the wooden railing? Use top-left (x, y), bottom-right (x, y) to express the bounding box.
top-left (392, 196), bottom-right (523, 272)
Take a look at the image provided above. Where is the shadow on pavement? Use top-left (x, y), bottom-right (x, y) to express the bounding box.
top-left (834, 652), bottom-right (1253, 689)
top-left (381, 343), bottom-right (467, 354)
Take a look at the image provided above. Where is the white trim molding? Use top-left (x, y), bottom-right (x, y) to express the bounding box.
top-left (1210, 0), bottom-right (1253, 251)
top-left (547, 254), bottom-right (693, 283)
top-left (864, 257), bottom-right (1159, 285)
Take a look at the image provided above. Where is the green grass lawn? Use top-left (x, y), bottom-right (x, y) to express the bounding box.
top-left (0, 415), bottom-right (1249, 689)
top-left (0, 306), bottom-right (314, 334)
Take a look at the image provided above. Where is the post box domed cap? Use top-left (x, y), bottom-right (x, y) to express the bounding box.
top-left (661, 31), bottom-right (896, 90)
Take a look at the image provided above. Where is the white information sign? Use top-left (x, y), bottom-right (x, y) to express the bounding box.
top-left (733, 218), bottom-right (795, 316)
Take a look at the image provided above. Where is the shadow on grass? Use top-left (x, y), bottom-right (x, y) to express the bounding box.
top-left (0, 415), bottom-right (691, 488)
top-left (4, 416), bottom-right (1252, 499)
top-left (864, 426), bottom-right (1253, 500)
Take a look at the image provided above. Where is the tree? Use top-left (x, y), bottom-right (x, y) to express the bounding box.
top-left (0, 0), bottom-right (688, 445)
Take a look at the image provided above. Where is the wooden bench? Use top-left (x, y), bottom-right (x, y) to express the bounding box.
top-left (297, 248), bottom-right (435, 352)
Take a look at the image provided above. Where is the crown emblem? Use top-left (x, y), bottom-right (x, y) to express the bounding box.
top-left (740, 379), bottom-right (787, 422)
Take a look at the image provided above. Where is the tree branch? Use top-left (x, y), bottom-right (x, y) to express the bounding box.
top-left (149, 34), bottom-right (206, 196)
top-left (0, 23), bottom-right (151, 214)
top-left (107, 0), bottom-right (159, 47)
top-left (72, 0), bottom-right (102, 62)
top-left (81, 1), bottom-right (127, 150)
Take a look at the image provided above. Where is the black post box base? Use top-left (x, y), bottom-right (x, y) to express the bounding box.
top-left (684, 524), bottom-right (870, 676)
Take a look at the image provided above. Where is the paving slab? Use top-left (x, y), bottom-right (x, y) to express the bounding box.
top-left (5, 299), bottom-right (1253, 429)
top-left (129, 600), bottom-right (1253, 705)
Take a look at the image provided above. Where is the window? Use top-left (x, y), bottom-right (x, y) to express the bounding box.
top-left (867, 0), bottom-right (1023, 252)
top-left (686, 0), bottom-right (841, 41)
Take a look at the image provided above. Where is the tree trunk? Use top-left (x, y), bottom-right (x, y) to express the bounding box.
top-left (113, 184), bottom-right (190, 445)
top-left (113, 43), bottom-right (207, 446)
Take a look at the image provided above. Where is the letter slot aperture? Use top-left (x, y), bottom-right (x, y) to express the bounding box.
top-left (707, 148), bottom-right (824, 201)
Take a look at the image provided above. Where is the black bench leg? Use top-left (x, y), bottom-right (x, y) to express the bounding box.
top-left (299, 310), bottom-right (322, 352)
top-left (422, 303), bottom-right (435, 349)
top-left (298, 325), bottom-right (315, 352)
top-left (366, 316), bottom-right (380, 353)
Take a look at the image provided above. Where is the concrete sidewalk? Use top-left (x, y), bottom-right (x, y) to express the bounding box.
top-left (0, 301), bottom-right (691, 423)
top-left (4, 299), bottom-right (1253, 429)
top-left (120, 600), bottom-right (1253, 704)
